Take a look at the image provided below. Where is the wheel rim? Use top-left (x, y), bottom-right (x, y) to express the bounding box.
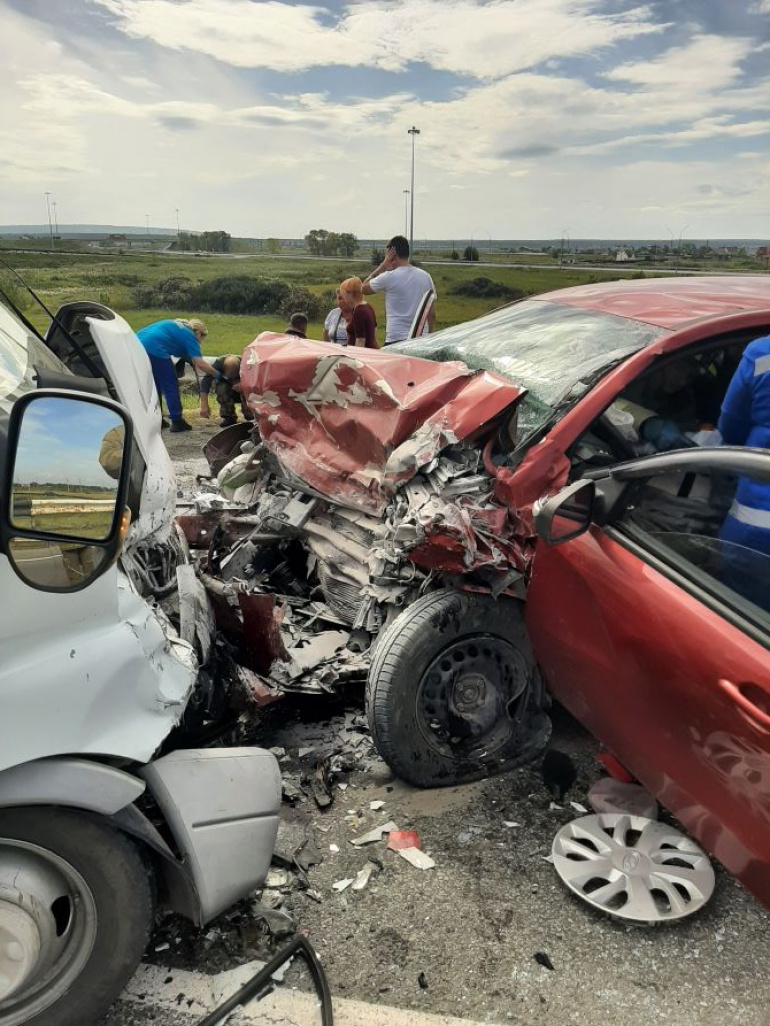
top-left (552, 813), bottom-right (715, 922)
top-left (0, 838), bottom-right (98, 1024)
top-left (416, 634), bottom-right (529, 761)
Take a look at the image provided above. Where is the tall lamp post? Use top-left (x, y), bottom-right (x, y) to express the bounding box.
top-left (44, 192), bottom-right (54, 250)
top-left (402, 189), bottom-right (410, 237)
top-left (407, 126), bottom-right (420, 255)
top-left (52, 201), bottom-right (59, 239)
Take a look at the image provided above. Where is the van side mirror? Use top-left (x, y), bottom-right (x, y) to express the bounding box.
top-left (2, 390), bottom-right (133, 591)
top-left (534, 479), bottom-right (596, 546)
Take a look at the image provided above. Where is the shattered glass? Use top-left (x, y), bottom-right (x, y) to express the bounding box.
top-left (391, 300), bottom-right (665, 437)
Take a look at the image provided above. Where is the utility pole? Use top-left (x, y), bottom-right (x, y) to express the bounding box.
top-left (402, 189), bottom-right (410, 237)
top-left (52, 201), bottom-right (59, 240)
top-left (45, 192), bottom-right (54, 250)
top-left (145, 213), bottom-right (150, 239)
top-left (407, 126), bottom-right (420, 255)
top-left (175, 207), bottom-right (180, 241)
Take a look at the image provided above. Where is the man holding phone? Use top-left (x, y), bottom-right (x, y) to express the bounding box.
top-left (363, 235), bottom-right (436, 345)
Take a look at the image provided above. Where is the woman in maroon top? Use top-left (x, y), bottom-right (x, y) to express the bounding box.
top-left (339, 277), bottom-right (378, 349)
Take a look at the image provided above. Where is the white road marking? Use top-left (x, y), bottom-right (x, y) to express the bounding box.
top-left (121, 962), bottom-right (505, 1025)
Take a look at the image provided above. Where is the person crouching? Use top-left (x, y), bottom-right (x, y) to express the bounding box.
top-left (199, 355), bottom-right (250, 427)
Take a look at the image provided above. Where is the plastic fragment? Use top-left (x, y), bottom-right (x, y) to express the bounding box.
top-left (332, 878), bottom-right (354, 892)
top-left (398, 848), bottom-right (435, 870)
top-left (387, 830), bottom-right (421, 851)
top-left (370, 800), bottom-right (385, 811)
top-left (352, 864), bottom-right (376, 891)
top-left (588, 778), bottom-right (658, 820)
top-left (351, 821), bottom-right (399, 846)
top-left (570, 801), bottom-right (588, 813)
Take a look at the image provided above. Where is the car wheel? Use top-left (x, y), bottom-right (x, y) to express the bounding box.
top-left (366, 589), bottom-right (551, 787)
top-left (0, 807), bottom-right (154, 1026)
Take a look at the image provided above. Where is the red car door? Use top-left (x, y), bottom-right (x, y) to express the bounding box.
top-left (525, 455), bottom-right (770, 908)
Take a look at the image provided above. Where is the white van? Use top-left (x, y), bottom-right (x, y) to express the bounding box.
top-left (0, 298), bottom-right (281, 1026)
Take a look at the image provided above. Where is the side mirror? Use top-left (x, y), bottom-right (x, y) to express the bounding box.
top-left (2, 390), bottom-right (133, 592)
top-left (534, 479), bottom-right (596, 546)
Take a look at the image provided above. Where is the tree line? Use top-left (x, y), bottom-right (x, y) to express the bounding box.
top-left (304, 229), bottom-right (359, 258)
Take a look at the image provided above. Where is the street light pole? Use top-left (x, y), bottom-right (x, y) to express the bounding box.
top-left (45, 192), bottom-right (54, 250)
top-left (407, 126), bottom-right (420, 255)
top-left (402, 190), bottom-right (410, 237)
top-left (175, 207), bottom-right (180, 237)
top-left (52, 201), bottom-right (59, 237)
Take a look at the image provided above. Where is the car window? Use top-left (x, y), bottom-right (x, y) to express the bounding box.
top-left (570, 334), bottom-right (763, 474)
top-left (616, 467), bottom-right (770, 626)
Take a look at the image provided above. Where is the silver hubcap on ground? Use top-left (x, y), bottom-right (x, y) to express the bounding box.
top-left (552, 813), bottom-right (715, 922)
top-left (0, 839), bottom-right (97, 1024)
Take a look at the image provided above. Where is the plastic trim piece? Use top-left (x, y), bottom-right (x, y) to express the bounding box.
top-left (0, 757), bottom-right (145, 814)
top-left (140, 748), bottom-right (281, 924)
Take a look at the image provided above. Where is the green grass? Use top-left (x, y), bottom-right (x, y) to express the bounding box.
top-left (9, 249), bottom-right (660, 357)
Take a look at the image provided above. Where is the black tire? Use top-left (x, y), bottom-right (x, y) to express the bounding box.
top-left (367, 589), bottom-right (551, 787)
top-left (0, 807), bottom-right (154, 1026)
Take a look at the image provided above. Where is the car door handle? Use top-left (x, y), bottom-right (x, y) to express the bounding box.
top-left (718, 679), bottom-right (770, 731)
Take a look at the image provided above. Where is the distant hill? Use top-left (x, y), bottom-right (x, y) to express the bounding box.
top-left (0, 224), bottom-right (178, 236)
top-left (0, 226), bottom-right (764, 248)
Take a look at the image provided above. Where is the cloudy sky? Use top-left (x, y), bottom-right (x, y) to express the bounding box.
top-left (1, 0), bottom-right (768, 239)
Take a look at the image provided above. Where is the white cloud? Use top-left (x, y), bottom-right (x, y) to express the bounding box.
top-left (92, 0), bottom-right (665, 78)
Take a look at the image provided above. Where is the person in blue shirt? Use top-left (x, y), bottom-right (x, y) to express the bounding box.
top-left (717, 334), bottom-right (770, 610)
top-left (136, 318), bottom-right (224, 432)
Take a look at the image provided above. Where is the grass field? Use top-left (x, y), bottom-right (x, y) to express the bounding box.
top-left (4, 249), bottom-right (650, 356)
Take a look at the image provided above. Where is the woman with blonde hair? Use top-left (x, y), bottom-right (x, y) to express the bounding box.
top-left (339, 277), bottom-right (378, 349)
top-left (323, 288), bottom-right (351, 346)
top-left (136, 316), bottom-right (224, 431)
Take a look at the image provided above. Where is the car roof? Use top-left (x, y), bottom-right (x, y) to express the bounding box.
top-left (538, 275), bottom-right (770, 330)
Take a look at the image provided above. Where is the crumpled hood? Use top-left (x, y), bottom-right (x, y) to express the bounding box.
top-left (241, 333), bottom-right (524, 515)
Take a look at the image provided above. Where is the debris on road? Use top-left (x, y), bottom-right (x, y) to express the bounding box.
top-left (369, 800), bottom-right (385, 811)
top-left (352, 864), bottom-right (378, 891)
top-left (588, 778), bottom-right (659, 820)
top-left (387, 830), bottom-right (421, 851)
top-left (534, 952), bottom-right (555, 971)
top-left (418, 971), bottom-right (429, 990)
top-left (541, 749), bottom-right (578, 800)
top-left (332, 877), bottom-right (355, 893)
top-left (351, 821), bottom-right (399, 846)
top-left (397, 848), bottom-right (436, 871)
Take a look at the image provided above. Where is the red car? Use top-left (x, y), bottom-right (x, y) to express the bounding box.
top-left (197, 275), bottom-right (770, 909)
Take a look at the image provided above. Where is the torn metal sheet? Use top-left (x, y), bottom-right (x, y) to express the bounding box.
top-left (240, 334), bottom-right (524, 515)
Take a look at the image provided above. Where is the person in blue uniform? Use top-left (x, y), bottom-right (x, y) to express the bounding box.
top-left (136, 318), bottom-right (224, 432)
top-left (717, 334), bottom-right (770, 611)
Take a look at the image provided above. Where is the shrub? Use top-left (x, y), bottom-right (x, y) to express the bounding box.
top-left (450, 277), bottom-right (525, 300)
top-left (193, 276), bottom-right (290, 315)
top-left (463, 245), bottom-right (479, 262)
top-left (277, 285), bottom-right (325, 321)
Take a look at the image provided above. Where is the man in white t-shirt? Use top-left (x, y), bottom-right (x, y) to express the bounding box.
top-left (363, 235), bottom-right (436, 345)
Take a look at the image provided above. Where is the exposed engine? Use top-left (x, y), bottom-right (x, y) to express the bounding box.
top-left (180, 436), bottom-right (526, 696)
